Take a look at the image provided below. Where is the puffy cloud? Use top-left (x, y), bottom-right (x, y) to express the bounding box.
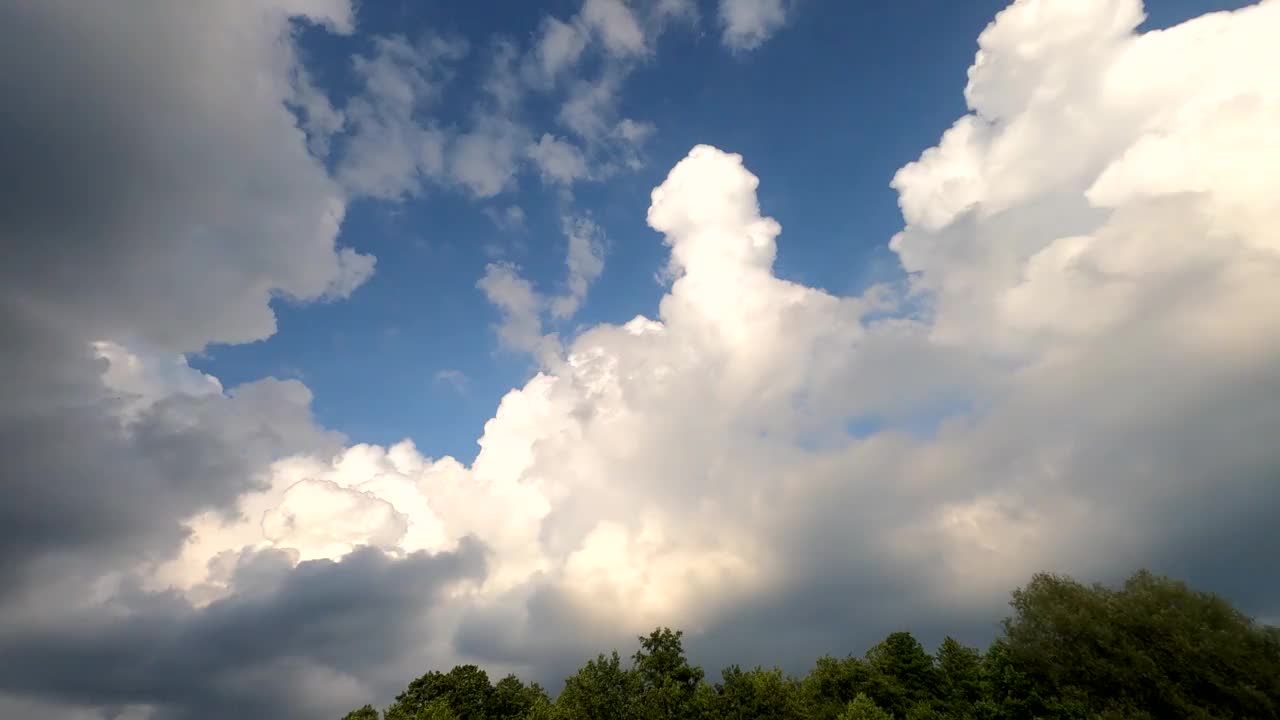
top-left (153, 0), bottom-right (1280, 689)
top-left (558, 71), bottom-right (627, 141)
top-left (485, 204), bottom-right (529, 232)
top-left (476, 215), bottom-right (607, 358)
top-left (0, 0), bottom-right (372, 354)
top-left (528, 133), bottom-right (591, 187)
top-left (550, 217), bottom-right (607, 319)
top-left (449, 118), bottom-right (532, 198)
top-left (0, 544), bottom-right (487, 720)
top-left (93, 341), bottom-right (224, 420)
top-left (614, 117), bottom-right (656, 145)
top-left (581, 0), bottom-right (648, 57)
top-left (719, 0), bottom-right (789, 52)
top-left (333, 0), bottom-right (696, 200)
top-left (533, 17), bottom-right (589, 81)
top-left (885, 0), bottom-right (1280, 600)
top-left (477, 263), bottom-right (558, 361)
top-left (0, 0), bottom-right (364, 591)
top-left (337, 34), bottom-right (466, 199)
top-left (333, 0), bottom-right (681, 201)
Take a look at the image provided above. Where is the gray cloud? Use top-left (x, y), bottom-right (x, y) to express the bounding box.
top-left (0, 542), bottom-right (487, 720)
top-left (0, 0), bottom-right (363, 582)
top-left (0, 0), bottom-right (372, 355)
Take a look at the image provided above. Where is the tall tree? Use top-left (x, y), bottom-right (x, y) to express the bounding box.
top-left (935, 636), bottom-right (983, 718)
top-left (556, 651), bottom-right (640, 720)
top-left (863, 631), bottom-right (940, 716)
top-left (385, 665), bottom-right (494, 720)
top-left (802, 655), bottom-right (874, 720)
top-left (631, 627), bottom-right (706, 720)
top-left (712, 665), bottom-right (807, 720)
top-left (1001, 570), bottom-right (1280, 719)
top-left (489, 674), bottom-right (549, 720)
top-left (836, 692), bottom-right (893, 720)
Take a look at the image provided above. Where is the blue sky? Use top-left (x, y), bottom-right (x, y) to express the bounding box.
top-left (192, 0), bottom-right (1247, 462)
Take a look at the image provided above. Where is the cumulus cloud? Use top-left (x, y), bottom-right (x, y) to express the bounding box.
top-left (1, 544), bottom-right (488, 720)
top-left (0, 0), bottom-right (365, 593)
top-left (335, 0), bottom-right (698, 201)
top-left (485, 205), bottom-right (529, 232)
top-left (450, 118), bottom-right (532, 198)
top-left (6, 0), bottom-right (1280, 718)
top-left (719, 0), bottom-right (789, 52)
top-left (528, 133), bottom-right (592, 187)
top-left (0, 0), bottom-right (371, 354)
top-left (533, 17), bottom-right (589, 82)
top-left (476, 263), bottom-right (563, 364)
top-left (581, 0), bottom-right (648, 57)
top-left (476, 214), bottom-right (607, 359)
top-left (337, 34), bottom-right (466, 199)
top-left (550, 216), bottom-right (607, 319)
top-left (163, 0), bottom-right (1280, 683)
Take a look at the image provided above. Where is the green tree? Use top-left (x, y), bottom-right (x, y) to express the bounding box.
top-left (935, 637), bottom-right (983, 718)
top-left (631, 627), bottom-right (706, 720)
top-left (385, 665), bottom-right (494, 720)
top-left (711, 665), bottom-right (807, 720)
top-left (836, 692), bottom-right (892, 720)
top-left (412, 699), bottom-right (459, 720)
top-left (802, 655), bottom-right (875, 720)
top-left (489, 674), bottom-right (549, 720)
top-left (1001, 570), bottom-right (1280, 719)
top-left (555, 651), bottom-right (639, 720)
top-left (341, 705), bottom-right (380, 720)
top-left (356, 568), bottom-right (1280, 720)
top-left (979, 638), bottom-right (1054, 720)
top-left (863, 631), bottom-right (940, 717)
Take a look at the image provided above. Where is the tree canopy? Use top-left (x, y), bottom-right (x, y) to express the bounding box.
top-left (345, 569), bottom-right (1280, 719)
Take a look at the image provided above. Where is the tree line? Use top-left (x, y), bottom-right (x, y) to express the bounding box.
top-left (343, 570), bottom-right (1280, 719)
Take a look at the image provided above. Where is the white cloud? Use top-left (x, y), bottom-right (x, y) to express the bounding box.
top-left (581, 0), bottom-right (648, 57)
top-left (261, 478), bottom-right (411, 560)
top-left (558, 71), bottom-right (626, 141)
top-left (485, 205), bottom-right (528, 232)
top-left (550, 216), bottom-right (607, 319)
top-left (93, 341), bottom-right (223, 420)
top-left (528, 133), bottom-right (591, 186)
top-left (334, 0), bottom-right (699, 201)
top-left (0, 0), bottom-right (373, 355)
top-left (155, 0), bottom-right (1280, 661)
top-left (449, 118), bottom-right (531, 198)
top-left (476, 263), bottom-right (561, 363)
top-left (337, 34), bottom-right (466, 200)
top-left (434, 369), bottom-right (471, 394)
top-left (614, 117), bottom-right (656, 145)
top-left (533, 17), bottom-right (589, 81)
top-left (482, 38), bottom-right (524, 110)
top-left (290, 63), bottom-right (346, 157)
top-left (719, 0), bottom-right (789, 52)
top-left (612, 118), bottom-right (657, 170)
top-left (655, 0), bottom-right (699, 23)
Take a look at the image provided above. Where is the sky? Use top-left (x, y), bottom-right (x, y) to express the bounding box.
top-left (0, 0), bottom-right (1276, 717)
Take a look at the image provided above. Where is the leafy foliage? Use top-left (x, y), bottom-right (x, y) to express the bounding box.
top-left (836, 693), bottom-right (892, 720)
top-left (344, 569), bottom-right (1279, 720)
